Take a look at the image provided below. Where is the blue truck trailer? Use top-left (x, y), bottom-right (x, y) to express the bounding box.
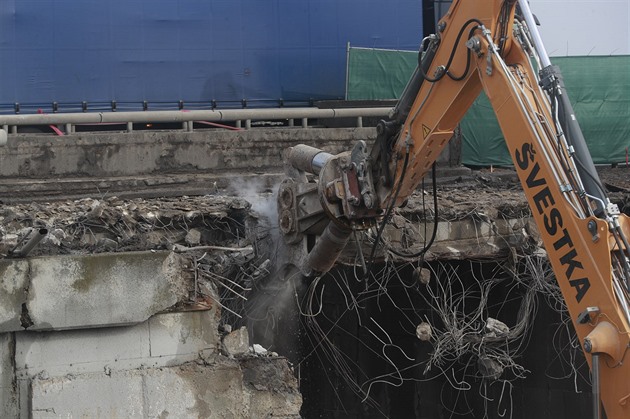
top-left (0, 0), bottom-right (423, 114)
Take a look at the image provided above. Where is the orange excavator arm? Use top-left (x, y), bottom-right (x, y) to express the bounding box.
top-left (278, 1), bottom-right (630, 416)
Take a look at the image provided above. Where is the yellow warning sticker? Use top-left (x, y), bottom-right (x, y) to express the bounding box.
top-left (422, 124), bottom-right (431, 139)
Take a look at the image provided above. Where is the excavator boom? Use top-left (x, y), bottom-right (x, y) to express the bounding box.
top-left (278, 1), bottom-right (630, 416)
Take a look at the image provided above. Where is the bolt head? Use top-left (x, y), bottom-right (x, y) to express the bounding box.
top-left (584, 338), bottom-right (593, 353)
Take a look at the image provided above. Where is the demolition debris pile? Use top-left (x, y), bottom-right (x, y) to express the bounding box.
top-left (0, 192), bottom-right (302, 417)
top-left (0, 195), bottom-right (254, 256)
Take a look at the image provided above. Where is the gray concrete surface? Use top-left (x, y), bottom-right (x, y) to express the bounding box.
top-left (2, 128), bottom-right (373, 178)
top-left (15, 310), bottom-right (220, 379)
top-left (0, 127), bottom-right (465, 202)
top-left (15, 307), bottom-right (301, 418)
top-left (27, 251), bottom-right (184, 331)
top-left (0, 251), bottom-right (190, 332)
top-left (0, 260), bottom-right (30, 331)
top-left (223, 326), bottom-right (250, 358)
top-left (0, 128), bottom-right (377, 201)
top-left (30, 356), bottom-right (301, 419)
top-left (11, 295), bottom-right (301, 417)
top-left (0, 333), bottom-right (17, 419)
top-left (382, 216), bottom-right (529, 261)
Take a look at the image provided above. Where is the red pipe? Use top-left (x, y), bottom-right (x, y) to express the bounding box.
top-left (37, 109), bottom-right (64, 136)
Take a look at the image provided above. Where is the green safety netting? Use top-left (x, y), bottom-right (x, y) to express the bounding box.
top-left (346, 47), bottom-right (420, 100)
top-left (346, 47), bottom-right (630, 165)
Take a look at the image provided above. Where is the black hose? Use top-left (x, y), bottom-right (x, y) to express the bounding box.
top-left (386, 163), bottom-right (439, 259)
top-left (496, 0), bottom-right (512, 53)
top-left (364, 148), bottom-right (411, 280)
top-left (446, 26), bottom-right (480, 81)
top-left (418, 19), bottom-right (484, 83)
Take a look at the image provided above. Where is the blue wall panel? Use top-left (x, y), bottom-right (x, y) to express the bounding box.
top-left (0, 0), bottom-right (422, 113)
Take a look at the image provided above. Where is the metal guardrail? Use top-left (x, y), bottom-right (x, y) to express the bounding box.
top-left (0, 107), bottom-right (392, 134)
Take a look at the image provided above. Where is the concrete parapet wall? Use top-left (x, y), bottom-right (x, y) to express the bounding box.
top-left (0, 128), bottom-right (378, 201)
top-left (1, 128), bottom-right (375, 179)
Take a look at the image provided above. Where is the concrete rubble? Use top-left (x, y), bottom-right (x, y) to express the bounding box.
top-left (223, 326), bottom-right (250, 358)
top-left (0, 193), bottom-right (302, 418)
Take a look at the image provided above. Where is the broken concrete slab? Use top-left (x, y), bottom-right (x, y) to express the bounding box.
top-left (148, 310), bottom-right (220, 358)
top-left (185, 227), bottom-right (202, 245)
top-left (223, 326), bottom-right (250, 358)
top-left (25, 251), bottom-right (185, 331)
top-left (339, 216), bottom-right (532, 267)
top-left (241, 357), bottom-right (303, 418)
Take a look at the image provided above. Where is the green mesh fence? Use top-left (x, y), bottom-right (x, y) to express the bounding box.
top-left (346, 47), bottom-right (630, 165)
top-left (346, 47), bottom-right (420, 100)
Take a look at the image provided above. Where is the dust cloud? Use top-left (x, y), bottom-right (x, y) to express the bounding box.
top-left (227, 176), bottom-right (306, 363)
